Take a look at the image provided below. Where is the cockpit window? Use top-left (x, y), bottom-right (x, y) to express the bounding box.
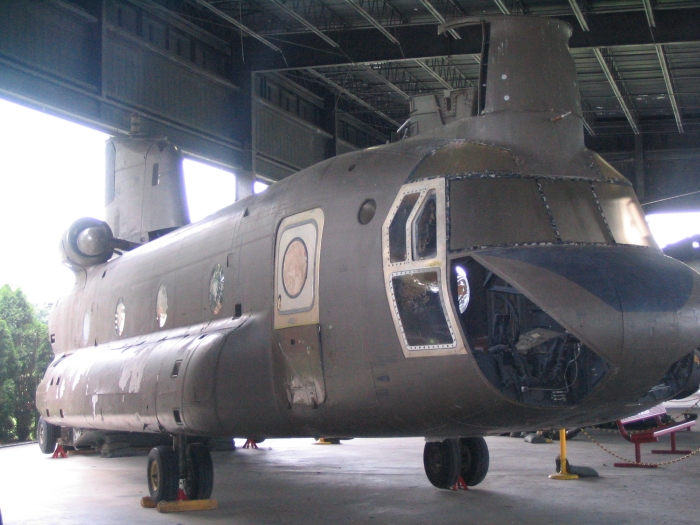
top-left (413, 191), bottom-right (437, 260)
top-left (450, 177), bottom-right (557, 250)
top-left (539, 179), bottom-right (611, 244)
top-left (390, 270), bottom-right (455, 348)
top-left (389, 193), bottom-right (420, 262)
top-left (593, 182), bottom-right (657, 248)
top-left (449, 176), bottom-right (655, 251)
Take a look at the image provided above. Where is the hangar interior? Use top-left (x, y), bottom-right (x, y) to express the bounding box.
top-left (1, 0), bottom-right (699, 213)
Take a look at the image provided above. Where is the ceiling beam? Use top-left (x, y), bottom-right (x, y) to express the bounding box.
top-left (642, 0), bottom-right (656, 27)
top-left (492, 0), bottom-right (511, 15)
top-left (342, 0), bottom-right (400, 45)
top-left (655, 44), bottom-right (683, 133)
top-left (592, 48), bottom-right (640, 135)
top-left (190, 0), bottom-right (282, 53)
top-left (361, 65), bottom-right (411, 100)
top-left (305, 68), bottom-right (401, 127)
top-left (418, 0), bottom-right (461, 39)
top-left (250, 8), bottom-right (700, 70)
top-left (421, 57), bottom-right (473, 88)
top-left (415, 59), bottom-right (452, 89)
top-left (580, 95), bottom-right (596, 136)
top-left (268, 0), bottom-right (338, 47)
top-left (567, 0), bottom-right (589, 31)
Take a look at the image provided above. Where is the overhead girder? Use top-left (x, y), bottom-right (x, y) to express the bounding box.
top-left (303, 68), bottom-right (403, 127)
top-left (246, 8), bottom-right (700, 70)
top-left (268, 0), bottom-right (338, 47)
top-left (655, 44), bottom-right (684, 134)
top-left (592, 48), bottom-right (640, 135)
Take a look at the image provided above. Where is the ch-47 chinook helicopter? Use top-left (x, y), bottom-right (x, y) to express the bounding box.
top-left (36, 14), bottom-right (700, 503)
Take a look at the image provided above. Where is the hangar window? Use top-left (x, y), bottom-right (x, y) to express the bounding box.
top-left (389, 193), bottom-right (420, 262)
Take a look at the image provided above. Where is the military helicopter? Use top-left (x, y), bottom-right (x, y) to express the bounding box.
top-left (36, 15), bottom-right (700, 503)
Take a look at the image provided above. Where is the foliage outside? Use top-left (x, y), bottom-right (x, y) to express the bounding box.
top-left (0, 285), bottom-right (53, 442)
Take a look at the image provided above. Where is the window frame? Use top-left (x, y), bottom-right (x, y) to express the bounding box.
top-left (382, 179), bottom-right (466, 358)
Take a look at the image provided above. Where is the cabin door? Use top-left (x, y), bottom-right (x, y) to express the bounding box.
top-left (273, 208), bottom-right (326, 407)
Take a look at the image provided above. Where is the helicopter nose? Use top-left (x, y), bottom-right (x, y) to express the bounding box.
top-left (472, 245), bottom-right (700, 400)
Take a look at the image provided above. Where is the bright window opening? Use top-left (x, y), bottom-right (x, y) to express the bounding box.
top-left (182, 159), bottom-right (236, 222)
top-left (646, 212), bottom-right (700, 249)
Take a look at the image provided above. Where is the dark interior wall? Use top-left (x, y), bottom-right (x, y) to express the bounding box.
top-left (594, 132), bottom-right (700, 213)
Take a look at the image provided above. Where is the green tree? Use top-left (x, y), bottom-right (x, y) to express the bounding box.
top-left (0, 285), bottom-right (53, 442)
top-left (0, 319), bottom-right (18, 441)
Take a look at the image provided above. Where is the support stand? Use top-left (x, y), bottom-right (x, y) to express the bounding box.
top-left (549, 429), bottom-right (579, 480)
top-left (450, 475), bottom-right (469, 491)
top-left (243, 439), bottom-right (258, 449)
top-left (51, 445), bottom-right (68, 459)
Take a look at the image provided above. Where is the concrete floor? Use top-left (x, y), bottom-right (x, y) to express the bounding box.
top-left (1, 425), bottom-right (699, 525)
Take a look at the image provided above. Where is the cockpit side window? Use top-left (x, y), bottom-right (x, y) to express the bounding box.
top-left (593, 182), bottom-right (658, 248)
top-left (389, 193), bottom-right (420, 263)
top-left (382, 179), bottom-right (465, 358)
top-left (413, 191), bottom-right (437, 260)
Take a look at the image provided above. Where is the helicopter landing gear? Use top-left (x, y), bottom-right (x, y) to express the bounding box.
top-left (423, 437), bottom-right (489, 489)
top-left (146, 436), bottom-right (214, 505)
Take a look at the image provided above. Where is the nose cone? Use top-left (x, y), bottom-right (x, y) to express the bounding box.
top-left (472, 245), bottom-right (700, 403)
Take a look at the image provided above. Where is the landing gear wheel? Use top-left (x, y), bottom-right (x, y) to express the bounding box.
top-left (459, 437), bottom-right (489, 486)
top-left (147, 446), bottom-right (179, 503)
top-left (38, 417), bottom-right (58, 454)
top-left (423, 439), bottom-right (461, 489)
top-left (183, 444), bottom-right (214, 500)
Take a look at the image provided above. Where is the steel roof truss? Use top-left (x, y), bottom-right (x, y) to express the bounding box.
top-left (305, 68), bottom-right (402, 126)
top-left (655, 44), bottom-right (683, 133)
top-left (593, 47), bottom-right (640, 134)
top-left (268, 0), bottom-right (338, 47)
top-left (342, 0), bottom-right (401, 45)
top-left (567, 0), bottom-right (589, 31)
top-left (190, 0), bottom-right (282, 53)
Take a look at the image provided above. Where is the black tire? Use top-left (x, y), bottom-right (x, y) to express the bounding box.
top-left (423, 439), bottom-right (461, 489)
top-left (183, 444), bottom-right (214, 500)
top-left (147, 446), bottom-right (179, 503)
top-left (459, 437), bottom-right (489, 486)
top-left (37, 417), bottom-right (58, 454)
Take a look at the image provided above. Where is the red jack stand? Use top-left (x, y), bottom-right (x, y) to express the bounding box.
top-left (451, 475), bottom-right (469, 491)
top-left (176, 488), bottom-right (189, 502)
top-left (52, 445), bottom-right (68, 459)
top-left (243, 439), bottom-right (258, 449)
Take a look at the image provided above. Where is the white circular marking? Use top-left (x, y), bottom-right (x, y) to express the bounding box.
top-left (501, 74), bottom-right (507, 80)
top-left (504, 95), bottom-right (510, 101)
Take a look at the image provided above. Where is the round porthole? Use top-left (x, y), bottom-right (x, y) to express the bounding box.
top-left (115, 298), bottom-right (126, 336)
top-left (282, 238), bottom-right (308, 299)
top-left (156, 284), bottom-right (168, 327)
top-left (209, 264), bottom-right (225, 314)
top-left (358, 199), bottom-right (377, 225)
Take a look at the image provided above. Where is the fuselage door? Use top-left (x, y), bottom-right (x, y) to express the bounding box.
top-left (273, 208), bottom-right (326, 407)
